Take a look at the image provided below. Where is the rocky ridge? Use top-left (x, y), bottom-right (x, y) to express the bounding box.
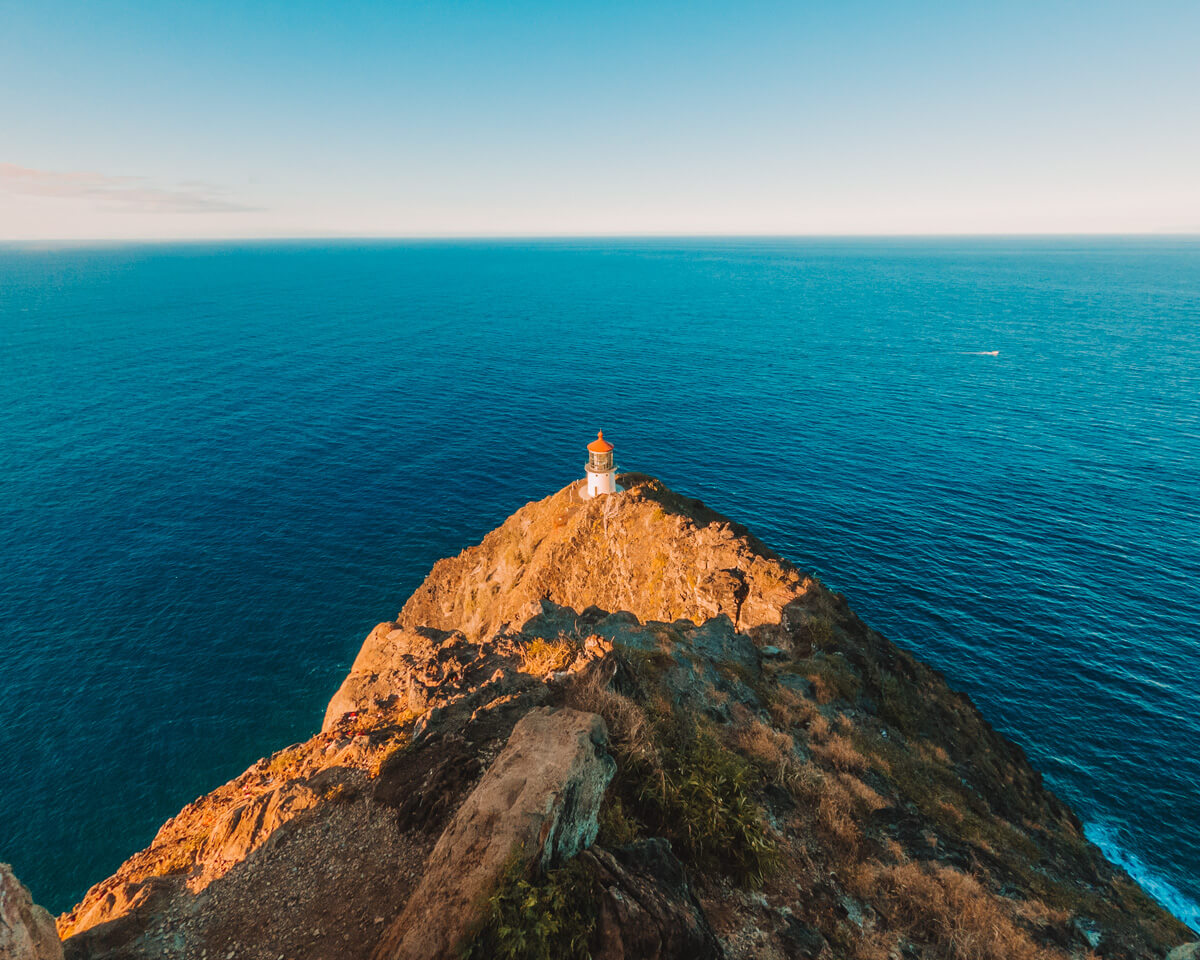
top-left (2, 864), bottom-right (64, 960)
top-left (44, 474), bottom-right (1195, 960)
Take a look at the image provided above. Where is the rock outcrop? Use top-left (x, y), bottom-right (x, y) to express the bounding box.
top-left (56, 475), bottom-right (1196, 960)
top-left (1, 865), bottom-right (63, 960)
top-left (373, 707), bottom-right (615, 960)
top-left (583, 840), bottom-right (723, 960)
top-left (394, 475), bottom-right (807, 642)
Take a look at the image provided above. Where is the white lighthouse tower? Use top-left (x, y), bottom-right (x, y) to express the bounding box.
top-left (585, 430), bottom-right (617, 498)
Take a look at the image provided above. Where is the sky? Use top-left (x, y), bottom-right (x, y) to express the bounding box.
top-left (1, 0), bottom-right (1198, 239)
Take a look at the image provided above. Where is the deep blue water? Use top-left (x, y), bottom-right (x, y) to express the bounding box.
top-left (1, 238), bottom-right (1197, 929)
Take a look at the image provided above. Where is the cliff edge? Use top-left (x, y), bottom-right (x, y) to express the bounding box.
top-left (54, 475), bottom-right (1194, 960)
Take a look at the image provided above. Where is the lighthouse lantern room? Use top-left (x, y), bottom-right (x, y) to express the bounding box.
top-left (585, 430), bottom-right (617, 498)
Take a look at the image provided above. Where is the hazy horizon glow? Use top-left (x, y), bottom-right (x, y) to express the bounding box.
top-left (2, 0), bottom-right (1198, 240)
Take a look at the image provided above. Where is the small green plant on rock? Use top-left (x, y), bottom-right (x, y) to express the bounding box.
top-left (370, 732), bottom-right (413, 778)
top-left (596, 792), bottom-right (642, 847)
top-left (619, 710), bottom-right (779, 886)
top-left (804, 616), bottom-right (835, 651)
top-left (462, 855), bottom-right (597, 960)
top-left (266, 744), bottom-right (306, 782)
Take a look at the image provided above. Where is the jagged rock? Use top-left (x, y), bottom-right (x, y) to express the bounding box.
top-left (323, 624), bottom-right (539, 733)
top-left (0, 864), bottom-right (63, 960)
top-left (1167, 944), bottom-right (1200, 960)
top-left (200, 780), bottom-right (320, 874)
top-left (59, 875), bottom-right (178, 959)
top-left (372, 707), bottom-right (615, 960)
top-left (324, 625), bottom-right (463, 730)
top-left (582, 839), bottom-right (723, 960)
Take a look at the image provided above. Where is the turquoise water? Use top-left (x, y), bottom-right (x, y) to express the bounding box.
top-left (1, 238), bottom-right (1197, 928)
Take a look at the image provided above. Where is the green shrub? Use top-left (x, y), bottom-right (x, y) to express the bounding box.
top-left (805, 617), bottom-right (835, 651)
top-left (619, 711), bottom-right (778, 885)
top-left (788, 654), bottom-right (860, 704)
top-left (572, 649), bottom-right (778, 887)
top-left (596, 793), bottom-right (642, 848)
top-left (462, 856), bottom-right (597, 960)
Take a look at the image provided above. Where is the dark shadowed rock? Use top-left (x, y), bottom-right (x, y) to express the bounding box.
top-left (583, 839), bottom-right (723, 960)
top-left (373, 707), bottom-right (616, 960)
top-left (779, 918), bottom-right (827, 959)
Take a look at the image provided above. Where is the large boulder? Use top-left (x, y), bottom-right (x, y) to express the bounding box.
top-left (0, 864), bottom-right (63, 960)
top-left (372, 707), bottom-right (615, 960)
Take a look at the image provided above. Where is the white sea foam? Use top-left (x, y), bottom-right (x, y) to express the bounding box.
top-left (1085, 821), bottom-right (1200, 935)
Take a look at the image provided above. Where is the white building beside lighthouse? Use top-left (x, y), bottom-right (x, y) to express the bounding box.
top-left (584, 430), bottom-right (617, 498)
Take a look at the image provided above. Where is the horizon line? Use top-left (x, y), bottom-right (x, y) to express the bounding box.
top-left (3, 231), bottom-right (1200, 247)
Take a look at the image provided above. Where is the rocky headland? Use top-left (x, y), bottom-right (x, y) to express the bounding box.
top-left (13, 475), bottom-right (1195, 959)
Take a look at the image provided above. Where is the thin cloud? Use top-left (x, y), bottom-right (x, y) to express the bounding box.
top-left (0, 163), bottom-right (262, 213)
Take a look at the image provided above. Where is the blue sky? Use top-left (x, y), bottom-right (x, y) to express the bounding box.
top-left (2, 0), bottom-right (1197, 238)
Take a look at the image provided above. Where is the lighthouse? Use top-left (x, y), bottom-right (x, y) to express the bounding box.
top-left (584, 430), bottom-right (617, 498)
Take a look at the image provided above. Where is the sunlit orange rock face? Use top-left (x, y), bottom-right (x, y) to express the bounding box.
top-left (57, 477), bottom-right (1194, 960)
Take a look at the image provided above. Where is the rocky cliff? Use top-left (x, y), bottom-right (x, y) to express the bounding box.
top-left (2, 864), bottom-right (64, 960)
top-left (51, 475), bottom-right (1194, 960)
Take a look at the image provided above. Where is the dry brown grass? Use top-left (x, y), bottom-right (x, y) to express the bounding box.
top-left (881, 838), bottom-right (907, 862)
top-left (815, 777), bottom-right (862, 853)
top-left (855, 861), bottom-right (1066, 960)
top-left (728, 719), bottom-right (800, 787)
top-left (1014, 897), bottom-right (1071, 930)
top-left (767, 684), bottom-right (818, 730)
top-left (806, 710), bottom-right (832, 741)
top-left (852, 935), bottom-right (900, 960)
top-left (788, 759), bottom-right (826, 806)
top-left (813, 733), bottom-right (868, 772)
top-left (838, 771), bottom-right (888, 811)
top-left (789, 652), bottom-right (861, 705)
top-left (566, 668), bottom-right (655, 762)
top-left (520, 635), bottom-right (576, 676)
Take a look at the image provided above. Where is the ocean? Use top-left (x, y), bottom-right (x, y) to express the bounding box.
top-left (0, 238), bottom-right (1197, 929)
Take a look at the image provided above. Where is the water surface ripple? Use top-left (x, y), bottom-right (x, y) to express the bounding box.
top-left (0, 238), bottom-right (1197, 929)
